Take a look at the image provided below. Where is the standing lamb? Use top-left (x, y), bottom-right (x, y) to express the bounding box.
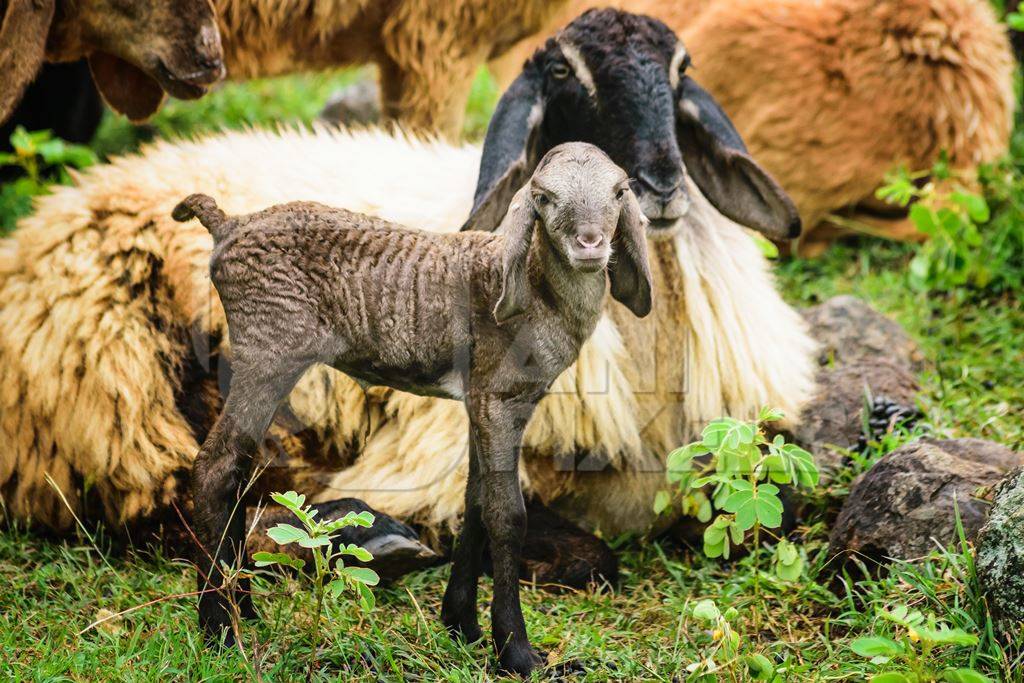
top-left (0, 10), bottom-right (816, 583)
top-left (490, 0), bottom-right (1016, 253)
top-left (174, 143), bottom-right (652, 675)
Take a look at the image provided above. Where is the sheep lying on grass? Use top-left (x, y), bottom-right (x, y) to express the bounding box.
top-left (491, 0), bottom-right (1016, 253)
top-left (174, 143), bottom-right (652, 674)
top-left (0, 0), bottom-right (224, 124)
top-left (0, 10), bottom-right (816, 586)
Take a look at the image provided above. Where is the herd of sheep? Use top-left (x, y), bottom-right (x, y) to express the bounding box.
top-left (0, 0), bottom-right (1019, 674)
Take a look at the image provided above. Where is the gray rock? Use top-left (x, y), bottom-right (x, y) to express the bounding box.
top-left (795, 360), bottom-right (920, 481)
top-left (319, 79), bottom-right (382, 128)
top-left (977, 467), bottom-right (1024, 632)
top-left (802, 295), bottom-right (924, 371)
top-left (828, 438), bottom-right (1024, 566)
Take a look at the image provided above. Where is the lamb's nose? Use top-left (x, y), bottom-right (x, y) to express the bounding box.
top-left (576, 233), bottom-right (603, 249)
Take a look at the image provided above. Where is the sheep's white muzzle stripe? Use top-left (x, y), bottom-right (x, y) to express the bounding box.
top-left (557, 39), bottom-right (596, 98)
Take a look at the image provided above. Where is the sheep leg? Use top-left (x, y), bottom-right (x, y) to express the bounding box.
top-left (440, 427), bottom-right (485, 642)
top-left (471, 397), bottom-right (544, 676)
top-left (192, 360), bottom-right (306, 644)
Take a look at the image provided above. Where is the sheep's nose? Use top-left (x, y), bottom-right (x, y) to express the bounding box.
top-left (633, 171), bottom-right (690, 222)
top-left (192, 25), bottom-right (225, 80)
top-left (576, 233), bottom-right (604, 249)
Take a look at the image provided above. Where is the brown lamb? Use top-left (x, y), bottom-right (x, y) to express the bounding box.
top-left (172, 142), bottom-right (652, 676)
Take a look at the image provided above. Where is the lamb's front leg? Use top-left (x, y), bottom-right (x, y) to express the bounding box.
top-left (192, 361), bottom-right (305, 644)
top-left (469, 395), bottom-right (543, 676)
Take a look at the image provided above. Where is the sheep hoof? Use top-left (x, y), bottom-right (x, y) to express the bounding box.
top-left (498, 643), bottom-right (545, 678)
top-left (361, 534), bottom-right (439, 580)
top-left (442, 616), bottom-right (483, 644)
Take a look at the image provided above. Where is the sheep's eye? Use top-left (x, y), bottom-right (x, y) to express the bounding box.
top-left (535, 193), bottom-right (550, 207)
top-left (615, 187), bottom-right (627, 200)
top-left (550, 62), bottom-right (571, 80)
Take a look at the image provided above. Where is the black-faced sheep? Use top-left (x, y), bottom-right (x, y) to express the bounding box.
top-left (491, 0), bottom-right (1016, 254)
top-left (175, 143), bottom-right (650, 672)
top-left (0, 10), bottom-right (817, 583)
top-left (0, 0), bottom-right (224, 124)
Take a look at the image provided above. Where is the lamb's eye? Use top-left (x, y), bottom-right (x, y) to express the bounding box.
top-left (550, 62), bottom-right (571, 80)
top-left (535, 193), bottom-right (550, 207)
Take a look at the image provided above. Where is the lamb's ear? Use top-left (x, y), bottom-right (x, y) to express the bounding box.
top-left (676, 76), bottom-right (801, 240)
top-left (493, 185), bottom-right (538, 324)
top-left (462, 64), bottom-right (545, 233)
top-left (609, 187), bottom-right (653, 318)
top-left (0, 0), bottom-right (57, 125)
top-left (88, 53), bottom-right (167, 122)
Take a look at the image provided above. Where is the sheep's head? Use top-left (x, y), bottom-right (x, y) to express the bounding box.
top-left (494, 142), bottom-right (652, 323)
top-left (0, 0), bottom-right (223, 125)
top-left (463, 8), bottom-right (801, 242)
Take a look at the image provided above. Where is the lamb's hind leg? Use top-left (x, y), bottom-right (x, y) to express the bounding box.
top-left (192, 358), bottom-right (307, 643)
top-left (441, 427), bottom-right (485, 642)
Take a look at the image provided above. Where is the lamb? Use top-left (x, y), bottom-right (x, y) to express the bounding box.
top-left (490, 0), bottom-right (1016, 254)
top-left (0, 0), bottom-right (224, 125)
top-left (0, 10), bottom-right (817, 584)
top-left (174, 143), bottom-right (652, 674)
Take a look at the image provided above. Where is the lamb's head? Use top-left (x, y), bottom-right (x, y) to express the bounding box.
top-left (494, 142), bottom-right (653, 323)
top-left (463, 8), bottom-right (801, 242)
top-left (1, 0), bottom-right (223, 125)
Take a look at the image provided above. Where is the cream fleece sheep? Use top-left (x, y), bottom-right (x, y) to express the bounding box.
top-left (490, 0), bottom-right (1016, 253)
top-left (0, 126), bottom-right (816, 540)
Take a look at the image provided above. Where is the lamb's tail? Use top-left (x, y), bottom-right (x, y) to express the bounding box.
top-left (172, 193), bottom-right (229, 240)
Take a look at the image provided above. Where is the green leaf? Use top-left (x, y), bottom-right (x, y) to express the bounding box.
top-left (338, 544), bottom-right (373, 562)
top-left (691, 599), bottom-right (720, 622)
top-left (914, 624), bottom-right (978, 647)
top-left (326, 578), bottom-right (348, 599)
top-left (702, 418), bottom-right (756, 451)
top-left (696, 492), bottom-right (712, 523)
top-left (653, 490), bottom-right (672, 515)
top-left (942, 668), bottom-right (994, 683)
top-left (951, 191), bottom-right (990, 224)
top-left (909, 204), bottom-right (938, 235)
top-left (758, 406), bottom-right (785, 424)
top-left (1008, 12), bottom-right (1024, 31)
top-left (324, 510), bottom-right (376, 532)
top-left (270, 490), bottom-right (307, 514)
top-left (342, 566), bottom-right (380, 586)
top-left (297, 534), bottom-right (331, 549)
top-left (752, 233), bottom-right (779, 259)
top-left (355, 581), bottom-right (376, 611)
top-left (724, 486), bottom-right (783, 530)
top-left (667, 443), bottom-right (707, 481)
top-left (850, 636), bottom-right (904, 658)
top-left (252, 551), bottom-right (305, 570)
top-left (745, 653), bottom-right (775, 680)
top-left (266, 523), bottom-right (310, 546)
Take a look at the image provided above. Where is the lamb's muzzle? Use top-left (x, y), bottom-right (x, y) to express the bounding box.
top-left (175, 141), bottom-right (651, 676)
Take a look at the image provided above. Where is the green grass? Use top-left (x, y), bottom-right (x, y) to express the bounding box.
top-left (1, 63), bottom-right (1022, 680)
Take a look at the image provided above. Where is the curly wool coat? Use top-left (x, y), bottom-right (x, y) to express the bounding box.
top-left (0, 126), bottom-right (817, 541)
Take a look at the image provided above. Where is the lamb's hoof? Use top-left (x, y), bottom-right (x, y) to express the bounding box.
top-left (499, 642), bottom-right (545, 678)
top-left (362, 534), bottom-right (439, 581)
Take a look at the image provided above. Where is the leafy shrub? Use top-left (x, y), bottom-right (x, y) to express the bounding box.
top-left (0, 127), bottom-right (97, 235)
top-left (253, 491), bottom-right (378, 676)
top-left (655, 408), bottom-right (819, 582)
top-left (849, 605), bottom-right (992, 683)
top-left (876, 158), bottom-right (1024, 295)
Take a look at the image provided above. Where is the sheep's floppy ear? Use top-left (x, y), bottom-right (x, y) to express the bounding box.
top-left (609, 188), bottom-right (653, 318)
top-left (676, 77), bottom-right (801, 240)
top-left (0, 0), bottom-right (57, 125)
top-left (462, 64), bottom-right (545, 233)
top-left (88, 53), bottom-right (167, 122)
top-left (493, 185), bottom-right (538, 324)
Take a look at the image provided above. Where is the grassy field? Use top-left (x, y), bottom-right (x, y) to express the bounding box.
top-left (1, 63), bottom-right (1022, 681)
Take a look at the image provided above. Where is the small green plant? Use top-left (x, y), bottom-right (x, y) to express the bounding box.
top-left (0, 127), bottom-right (98, 235)
top-left (876, 158), bottom-right (1024, 295)
top-left (655, 408), bottom-right (819, 582)
top-left (849, 605), bottom-right (991, 683)
top-left (253, 491), bottom-right (379, 677)
top-left (686, 599), bottom-right (780, 681)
